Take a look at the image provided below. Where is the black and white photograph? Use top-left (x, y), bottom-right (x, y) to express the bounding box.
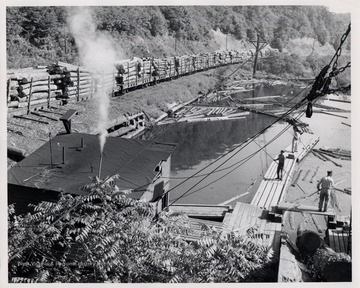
top-left (1, 0), bottom-right (357, 285)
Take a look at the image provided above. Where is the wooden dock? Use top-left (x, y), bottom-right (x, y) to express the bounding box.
top-left (169, 132), bottom-right (320, 274)
top-left (224, 202), bottom-right (282, 257)
top-left (250, 132), bottom-right (319, 211)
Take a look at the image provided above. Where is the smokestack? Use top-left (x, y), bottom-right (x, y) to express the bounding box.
top-left (98, 153), bottom-right (103, 179)
top-left (62, 147), bottom-right (65, 164)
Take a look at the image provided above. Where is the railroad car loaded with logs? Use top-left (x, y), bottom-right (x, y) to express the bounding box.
top-left (7, 48), bottom-right (270, 114)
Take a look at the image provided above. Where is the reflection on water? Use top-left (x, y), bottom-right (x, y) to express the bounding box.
top-left (142, 113), bottom-right (274, 170)
top-left (141, 110), bottom-right (293, 205)
top-left (140, 83), bottom-right (349, 205)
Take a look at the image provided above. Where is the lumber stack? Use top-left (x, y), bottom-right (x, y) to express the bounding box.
top-left (7, 67), bottom-right (63, 109)
top-left (115, 58), bottom-right (148, 87)
top-left (48, 61), bottom-right (97, 101)
top-left (7, 48), bottom-right (263, 111)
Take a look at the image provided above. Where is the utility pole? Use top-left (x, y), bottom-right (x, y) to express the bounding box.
top-left (250, 32), bottom-right (267, 78)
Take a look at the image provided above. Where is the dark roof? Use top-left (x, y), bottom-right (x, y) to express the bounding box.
top-left (8, 133), bottom-right (176, 198)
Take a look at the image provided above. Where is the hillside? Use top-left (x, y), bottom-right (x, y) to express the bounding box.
top-left (7, 6), bottom-right (350, 72)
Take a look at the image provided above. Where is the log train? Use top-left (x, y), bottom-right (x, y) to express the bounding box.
top-left (7, 48), bottom-right (270, 113)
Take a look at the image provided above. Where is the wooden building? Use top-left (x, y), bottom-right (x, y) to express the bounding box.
top-left (8, 133), bottom-right (176, 214)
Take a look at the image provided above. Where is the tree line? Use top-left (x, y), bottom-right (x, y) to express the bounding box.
top-left (7, 6), bottom-right (350, 72)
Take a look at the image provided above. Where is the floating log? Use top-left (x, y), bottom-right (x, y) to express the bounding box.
top-left (317, 110), bottom-right (349, 119)
top-left (319, 147), bottom-right (351, 159)
top-left (309, 166), bottom-right (320, 183)
top-left (313, 149), bottom-right (343, 166)
top-left (291, 169), bottom-right (302, 187)
top-left (311, 150), bottom-right (327, 161)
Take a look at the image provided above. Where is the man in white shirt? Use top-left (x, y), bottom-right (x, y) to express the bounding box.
top-left (292, 127), bottom-right (301, 153)
top-left (317, 170), bottom-right (335, 212)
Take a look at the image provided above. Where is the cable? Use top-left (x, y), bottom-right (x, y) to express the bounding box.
top-left (174, 121), bottom-right (293, 200)
top-left (167, 95), bottom-right (310, 206)
top-left (168, 100), bottom-right (308, 205)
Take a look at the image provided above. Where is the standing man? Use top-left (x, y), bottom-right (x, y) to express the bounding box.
top-left (276, 150), bottom-right (285, 180)
top-left (317, 170), bottom-right (335, 212)
top-left (292, 126), bottom-right (301, 153)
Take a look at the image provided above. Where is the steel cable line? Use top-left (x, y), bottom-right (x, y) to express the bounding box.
top-left (168, 82), bottom-right (319, 204)
top-left (167, 96), bottom-right (310, 206)
top-left (174, 121), bottom-right (294, 200)
top-left (159, 84), bottom-right (313, 182)
top-left (173, 111), bottom-right (296, 195)
top-left (172, 121), bottom-right (295, 201)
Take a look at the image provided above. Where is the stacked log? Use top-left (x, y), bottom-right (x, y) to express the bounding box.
top-left (7, 48), bottom-right (261, 110)
top-left (7, 67), bottom-right (63, 109)
top-left (47, 61), bottom-right (97, 101)
top-left (115, 58), bottom-right (148, 88)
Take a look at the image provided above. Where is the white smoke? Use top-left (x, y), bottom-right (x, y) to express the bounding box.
top-left (68, 7), bottom-right (116, 153)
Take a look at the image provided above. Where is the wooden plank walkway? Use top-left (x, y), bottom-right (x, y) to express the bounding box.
top-left (327, 228), bottom-right (350, 254)
top-left (225, 202), bottom-right (282, 257)
top-left (250, 133), bottom-right (319, 211)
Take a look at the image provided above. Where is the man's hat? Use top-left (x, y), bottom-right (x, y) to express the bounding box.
top-left (327, 170), bottom-right (333, 174)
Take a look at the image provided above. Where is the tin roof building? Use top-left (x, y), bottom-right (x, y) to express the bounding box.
top-left (8, 133), bottom-right (176, 214)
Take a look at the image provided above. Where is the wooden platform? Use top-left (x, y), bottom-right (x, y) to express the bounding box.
top-left (225, 202), bottom-right (282, 256)
top-left (327, 228), bottom-right (351, 254)
top-left (169, 204), bottom-right (231, 220)
top-left (296, 133), bottom-right (320, 162)
top-left (250, 133), bottom-right (319, 211)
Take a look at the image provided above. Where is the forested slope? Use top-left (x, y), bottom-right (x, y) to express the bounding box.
top-left (7, 6), bottom-right (350, 79)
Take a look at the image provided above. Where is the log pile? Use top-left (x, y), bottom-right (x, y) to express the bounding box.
top-left (47, 61), bottom-right (97, 101)
top-left (7, 48), bottom-right (261, 111)
top-left (7, 67), bottom-right (63, 109)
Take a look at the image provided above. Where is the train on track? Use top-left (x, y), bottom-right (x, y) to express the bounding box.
top-left (7, 48), bottom-right (270, 114)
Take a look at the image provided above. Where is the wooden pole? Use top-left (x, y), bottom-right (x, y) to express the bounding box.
top-left (7, 79), bottom-right (11, 105)
top-left (47, 75), bottom-right (51, 108)
top-left (27, 78), bottom-right (33, 115)
top-left (112, 68), bottom-right (115, 97)
top-left (77, 67), bottom-right (80, 102)
top-left (90, 74), bottom-right (94, 98)
top-left (127, 62), bottom-right (130, 88)
top-left (49, 133), bottom-right (53, 169)
top-left (252, 33), bottom-right (260, 77)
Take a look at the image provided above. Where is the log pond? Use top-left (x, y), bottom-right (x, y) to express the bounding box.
top-left (140, 83), bottom-right (351, 206)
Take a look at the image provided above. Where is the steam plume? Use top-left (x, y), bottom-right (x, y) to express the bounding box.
top-left (68, 7), bottom-right (116, 153)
